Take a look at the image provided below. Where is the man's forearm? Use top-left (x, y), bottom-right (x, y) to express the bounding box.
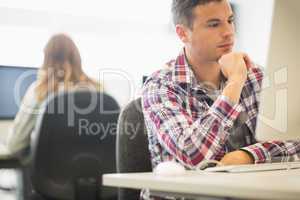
top-left (222, 79), bottom-right (244, 104)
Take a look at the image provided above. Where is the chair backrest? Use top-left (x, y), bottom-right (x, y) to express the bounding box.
top-left (30, 91), bottom-right (120, 200)
top-left (116, 98), bottom-right (152, 200)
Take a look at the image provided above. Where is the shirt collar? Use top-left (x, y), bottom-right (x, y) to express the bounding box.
top-left (172, 48), bottom-right (199, 89)
top-left (172, 48), bottom-right (227, 92)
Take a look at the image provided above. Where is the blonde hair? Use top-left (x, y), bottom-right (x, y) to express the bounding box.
top-left (35, 33), bottom-right (101, 102)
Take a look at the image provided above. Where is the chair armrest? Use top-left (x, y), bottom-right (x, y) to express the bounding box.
top-left (0, 157), bottom-right (21, 169)
top-left (0, 148), bottom-right (29, 168)
top-left (0, 147), bottom-right (31, 168)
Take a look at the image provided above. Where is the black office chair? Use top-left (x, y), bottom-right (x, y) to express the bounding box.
top-left (31, 91), bottom-right (120, 200)
top-left (1, 91), bottom-right (120, 200)
top-left (116, 98), bottom-right (152, 200)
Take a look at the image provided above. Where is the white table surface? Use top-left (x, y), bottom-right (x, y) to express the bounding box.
top-left (103, 169), bottom-right (300, 200)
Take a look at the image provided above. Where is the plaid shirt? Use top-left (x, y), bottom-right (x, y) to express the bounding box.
top-left (142, 49), bottom-right (300, 170)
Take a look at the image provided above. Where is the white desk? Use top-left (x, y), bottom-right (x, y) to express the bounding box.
top-left (103, 169), bottom-right (300, 200)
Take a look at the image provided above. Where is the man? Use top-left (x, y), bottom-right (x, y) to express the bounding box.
top-left (141, 1), bottom-right (300, 198)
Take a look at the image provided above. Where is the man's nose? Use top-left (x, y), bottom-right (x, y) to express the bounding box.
top-left (222, 23), bottom-right (235, 38)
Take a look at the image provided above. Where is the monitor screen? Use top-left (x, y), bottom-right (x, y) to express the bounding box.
top-left (255, 0), bottom-right (300, 140)
top-left (0, 65), bottom-right (38, 119)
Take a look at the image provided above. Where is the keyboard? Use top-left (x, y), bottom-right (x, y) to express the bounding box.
top-left (204, 161), bottom-right (300, 173)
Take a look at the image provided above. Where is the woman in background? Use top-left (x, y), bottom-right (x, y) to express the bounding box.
top-left (1, 33), bottom-right (101, 158)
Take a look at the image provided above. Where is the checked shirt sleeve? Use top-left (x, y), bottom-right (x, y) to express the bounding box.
top-left (241, 140), bottom-right (300, 163)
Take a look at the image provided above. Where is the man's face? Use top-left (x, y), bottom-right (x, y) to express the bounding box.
top-left (182, 0), bottom-right (235, 62)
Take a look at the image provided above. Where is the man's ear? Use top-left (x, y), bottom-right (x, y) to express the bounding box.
top-left (175, 24), bottom-right (190, 43)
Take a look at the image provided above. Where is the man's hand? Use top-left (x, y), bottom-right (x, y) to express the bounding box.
top-left (219, 52), bottom-right (253, 104)
top-left (220, 150), bottom-right (254, 166)
top-left (219, 52), bottom-right (250, 84)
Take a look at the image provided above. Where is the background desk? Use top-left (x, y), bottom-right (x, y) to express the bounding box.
top-left (103, 169), bottom-right (300, 200)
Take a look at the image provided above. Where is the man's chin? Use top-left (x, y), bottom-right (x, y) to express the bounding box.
top-left (214, 52), bottom-right (230, 62)
top-left (222, 47), bottom-right (233, 54)
top-left (217, 48), bottom-right (233, 57)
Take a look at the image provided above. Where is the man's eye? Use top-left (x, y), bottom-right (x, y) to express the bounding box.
top-left (228, 18), bottom-right (235, 24)
top-left (208, 22), bottom-right (219, 28)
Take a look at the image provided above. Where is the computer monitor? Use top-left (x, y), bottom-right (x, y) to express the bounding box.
top-left (0, 65), bottom-right (38, 119)
top-left (255, 0), bottom-right (300, 141)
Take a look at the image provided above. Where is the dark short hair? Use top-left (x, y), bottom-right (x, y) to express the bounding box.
top-left (171, 0), bottom-right (223, 29)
